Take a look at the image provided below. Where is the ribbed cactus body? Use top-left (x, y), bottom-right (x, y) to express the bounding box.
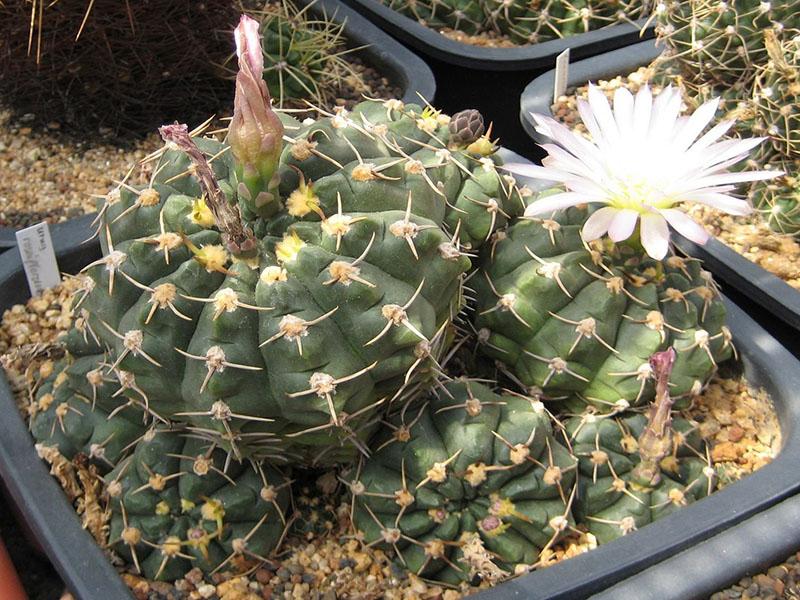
top-left (473, 207), bottom-right (732, 412)
top-left (106, 428), bottom-right (290, 581)
top-left (30, 356), bottom-right (145, 470)
top-left (349, 381), bottom-right (576, 584)
top-left (567, 412), bottom-right (712, 543)
top-left (60, 100), bottom-right (526, 464)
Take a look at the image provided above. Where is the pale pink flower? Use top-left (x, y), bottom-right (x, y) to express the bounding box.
top-left (506, 84), bottom-right (780, 260)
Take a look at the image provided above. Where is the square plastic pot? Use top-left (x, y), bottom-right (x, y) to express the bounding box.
top-left (340, 0), bottom-right (654, 157)
top-left (2, 156), bottom-right (800, 599)
top-left (519, 38), bottom-right (800, 337)
top-left (0, 0), bottom-right (435, 254)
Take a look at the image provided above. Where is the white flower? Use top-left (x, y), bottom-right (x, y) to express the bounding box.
top-left (506, 84), bottom-right (781, 260)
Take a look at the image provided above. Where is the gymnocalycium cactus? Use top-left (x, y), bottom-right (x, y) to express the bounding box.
top-left (106, 427), bottom-right (291, 581)
top-left (348, 380), bottom-right (577, 584)
top-left (58, 12), bottom-right (527, 467)
top-left (473, 207), bottom-right (732, 412)
top-left (566, 349), bottom-right (714, 543)
top-left (482, 83), bottom-right (775, 411)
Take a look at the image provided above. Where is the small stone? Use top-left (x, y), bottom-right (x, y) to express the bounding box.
top-left (277, 567), bottom-right (291, 581)
top-left (197, 583), bottom-right (216, 598)
top-left (726, 424), bottom-right (745, 443)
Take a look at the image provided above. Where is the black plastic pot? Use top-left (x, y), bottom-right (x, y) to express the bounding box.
top-left (0, 0), bottom-right (436, 254)
top-left (519, 38), bottom-right (800, 336)
top-left (341, 0), bottom-right (654, 157)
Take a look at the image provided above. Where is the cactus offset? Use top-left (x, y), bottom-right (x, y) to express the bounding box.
top-left (473, 206), bottom-right (733, 413)
top-left (349, 380), bottom-right (576, 584)
top-left (105, 427), bottom-right (290, 580)
top-left (566, 349), bottom-right (714, 543)
top-left (30, 356), bottom-right (146, 471)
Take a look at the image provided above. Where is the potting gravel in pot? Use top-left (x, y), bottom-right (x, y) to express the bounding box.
top-left (0, 10), bottom-right (791, 600)
top-left (0, 0), bottom-right (426, 235)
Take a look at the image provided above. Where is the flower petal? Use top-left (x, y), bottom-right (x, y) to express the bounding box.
top-left (659, 208), bottom-right (710, 245)
top-left (607, 208), bottom-right (639, 242)
top-left (588, 83), bottom-right (620, 144)
top-left (687, 192), bottom-right (753, 215)
top-left (524, 192), bottom-right (593, 216)
top-left (640, 212), bottom-right (670, 260)
top-left (671, 96), bottom-right (719, 152)
top-left (502, 162), bottom-right (574, 183)
top-left (581, 206), bottom-right (619, 241)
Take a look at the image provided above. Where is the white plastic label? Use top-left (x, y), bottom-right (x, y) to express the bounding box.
top-left (16, 222), bottom-right (60, 296)
top-left (553, 48), bottom-right (571, 104)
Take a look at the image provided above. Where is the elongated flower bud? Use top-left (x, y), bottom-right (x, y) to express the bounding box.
top-left (229, 14), bottom-right (284, 218)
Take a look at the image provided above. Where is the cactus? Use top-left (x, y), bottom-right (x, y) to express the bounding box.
top-left (105, 427), bottom-right (291, 581)
top-left (566, 350), bottom-right (714, 543)
top-left (57, 15), bottom-right (535, 463)
top-left (654, 0), bottom-right (799, 94)
top-left (30, 356), bottom-right (146, 471)
top-left (473, 206), bottom-right (733, 413)
top-left (381, 0), bottom-right (647, 44)
top-left (348, 380), bottom-right (577, 584)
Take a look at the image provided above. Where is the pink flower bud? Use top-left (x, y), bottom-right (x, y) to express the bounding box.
top-left (229, 14), bottom-right (284, 217)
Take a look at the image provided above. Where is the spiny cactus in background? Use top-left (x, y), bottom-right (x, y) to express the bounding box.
top-left (473, 206), bottom-right (733, 414)
top-left (486, 0), bottom-right (648, 45)
top-left (654, 0), bottom-right (799, 95)
top-left (566, 349), bottom-right (714, 543)
top-left (0, 0), bottom-right (237, 134)
top-left (105, 427), bottom-right (291, 581)
top-left (348, 380), bottom-right (577, 585)
top-left (234, 0), bottom-right (366, 107)
top-left (381, 0), bottom-right (647, 44)
top-left (30, 355), bottom-right (146, 471)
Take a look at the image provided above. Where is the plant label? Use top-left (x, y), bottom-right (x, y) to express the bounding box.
top-left (16, 222), bottom-right (60, 297)
top-left (554, 49), bottom-right (570, 104)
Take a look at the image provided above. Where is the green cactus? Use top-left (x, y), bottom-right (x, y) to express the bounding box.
top-left (473, 206), bottom-right (733, 413)
top-left (348, 380), bottom-right (577, 584)
top-left (382, 0), bottom-right (646, 44)
top-left (105, 427), bottom-right (291, 581)
top-left (654, 0), bottom-right (799, 93)
top-left (566, 349), bottom-right (713, 543)
top-left (30, 356), bottom-right (146, 471)
top-left (62, 97), bottom-right (534, 463)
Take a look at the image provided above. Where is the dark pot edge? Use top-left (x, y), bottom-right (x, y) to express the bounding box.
top-left (0, 0), bottom-right (435, 248)
top-left (341, 0), bottom-right (655, 71)
top-left (518, 38), bottom-right (800, 334)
